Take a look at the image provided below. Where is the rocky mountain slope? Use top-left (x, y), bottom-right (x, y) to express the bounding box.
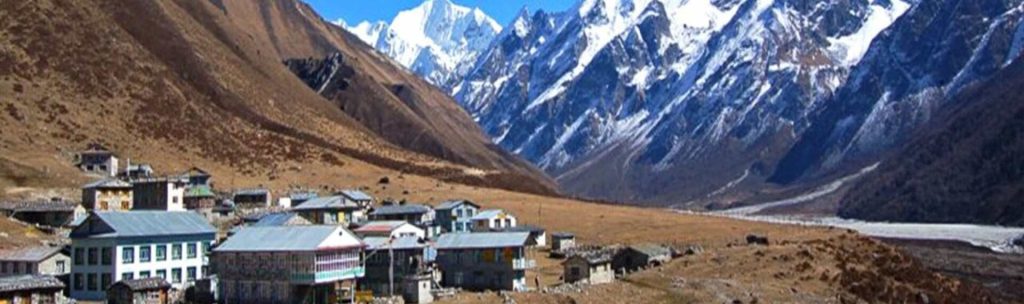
top-left (0, 0), bottom-right (554, 194)
top-left (456, 0), bottom-right (913, 204)
top-left (452, 0), bottom-right (1024, 206)
top-left (839, 59), bottom-right (1024, 226)
top-left (773, 0), bottom-right (1024, 184)
top-left (282, 53), bottom-right (549, 189)
top-left (340, 0), bottom-right (502, 90)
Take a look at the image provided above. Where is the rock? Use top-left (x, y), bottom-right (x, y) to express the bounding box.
top-left (917, 292), bottom-right (930, 304)
top-left (1012, 234), bottom-right (1024, 247)
top-left (746, 235), bottom-right (770, 246)
top-left (684, 245), bottom-right (704, 255)
top-left (378, 176), bottom-right (390, 184)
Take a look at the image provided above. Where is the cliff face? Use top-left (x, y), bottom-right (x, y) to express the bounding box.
top-left (839, 59), bottom-right (1024, 226)
top-left (0, 0), bottom-right (554, 195)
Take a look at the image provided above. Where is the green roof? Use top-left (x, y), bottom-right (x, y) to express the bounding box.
top-left (185, 185), bottom-right (215, 198)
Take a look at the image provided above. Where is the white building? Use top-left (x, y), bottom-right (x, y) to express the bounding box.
top-left (469, 209), bottom-right (517, 232)
top-left (353, 221), bottom-right (426, 239)
top-left (69, 211), bottom-right (216, 301)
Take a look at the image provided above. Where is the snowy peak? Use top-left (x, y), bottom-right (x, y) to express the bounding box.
top-left (454, 0), bottom-right (934, 204)
top-left (342, 0), bottom-right (502, 90)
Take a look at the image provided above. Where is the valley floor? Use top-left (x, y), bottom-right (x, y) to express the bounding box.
top-left (0, 163), bottom-right (1010, 303)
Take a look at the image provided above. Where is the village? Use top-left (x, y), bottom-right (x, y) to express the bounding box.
top-left (0, 146), bottom-right (698, 304)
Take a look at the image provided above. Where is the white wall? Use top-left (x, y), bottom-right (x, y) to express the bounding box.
top-left (70, 238), bottom-right (210, 301)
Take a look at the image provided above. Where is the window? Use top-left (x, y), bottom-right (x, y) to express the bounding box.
top-left (172, 196), bottom-right (179, 204)
top-left (74, 248), bottom-right (84, 265)
top-left (101, 247), bottom-right (112, 265)
top-left (156, 245), bottom-right (167, 261)
top-left (74, 273), bottom-right (84, 290)
top-left (122, 247), bottom-right (134, 264)
top-left (570, 267), bottom-right (580, 277)
top-left (139, 271), bottom-right (151, 278)
top-left (172, 244), bottom-right (182, 260)
top-left (87, 247), bottom-right (98, 265)
top-left (171, 268), bottom-right (182, 283)
top-left (139, 246), bottom-right (151, 263)
top-left (56, 261), bottom-right (66, 273)
top-left (156, 269), bottom-right (166, 279)
top-left (101, 273), bottom-right (111, 290)
top-left (187, 243), bottom-right (197, 259)
top-left (187, 267), bottom-right (197, 282)
top-left (87, 273), bottom-right (97, 291)
top-left (202, 242), bottom-right (211, 255)
top-left (122, 272), bottom-right (134, 281)
top-left (456, 209), bottom-right (463, 218)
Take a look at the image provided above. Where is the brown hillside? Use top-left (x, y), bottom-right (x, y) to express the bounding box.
top-left (0, 0), bottom-right (553, 194)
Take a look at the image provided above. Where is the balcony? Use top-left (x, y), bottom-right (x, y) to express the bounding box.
top-left (511, 258), bottom-right (535, 270)
top-left (290, 266), bottom-right (365, 284)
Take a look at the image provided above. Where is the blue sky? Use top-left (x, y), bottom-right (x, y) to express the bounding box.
top-left (306, 0), bottom-right (577, 25)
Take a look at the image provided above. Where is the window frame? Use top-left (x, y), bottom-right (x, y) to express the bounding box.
top-left (156, 244), bottom-right (167, 261)
top-left (139, 246), bottom-right (151, 263)
top-left (187, 243), bottom-right (197, 259)
top-left (74, 248), bottom-right (84, 265)
top-left (101, 247), bottom-right (112, 265)
top-left (122, 247), bottom-right (135, 264)
top-left (87, 247), bottom-right (98, 265)
top-left (172, 244), bottom-right (182, 260)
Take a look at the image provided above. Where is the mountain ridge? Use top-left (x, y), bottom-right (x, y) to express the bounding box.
top-left (0, 0), bottom-right (555, 195)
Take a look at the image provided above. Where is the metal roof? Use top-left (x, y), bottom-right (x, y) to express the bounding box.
top-left (552, 232), bottom-right (576, 238)
top-left (293, 196), bottom-right (359, 211)
top-left (469, 209), bottom-right (512, 221)
top-left (233, 188), bottom-right (269, 196)
top-left (215, 226), bottom-right (363, 252)
top-left (435, 200), bottom-right (480, 211)
top-left (435, 232), bottom-right (530, 249)
top-left (252, 212), bottom-right (310, 227)
top-left (354, 221), bottom-right (409, 232)
top-left (289, 191), bottom-right (319, 200)
top-left (83, 178), bottom-right (132, 189)
top-left (111, 277), bottom-right (170, 291)
top-left (0, 275), bottom-right (64, 292)
top-left (370, 204), bottom-right (431, 216)
top-left (0, 246), bottom-right (63, 262)
top-left (491, 224), bottom-right (545, 234)
top-left (338, 190), bottom-right (372, 201)
top-left (73, 211), bottom-right (216, 239)
top-left (363, 236), bottom-right (426, 250)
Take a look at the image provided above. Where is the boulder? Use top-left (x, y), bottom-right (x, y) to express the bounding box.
top-left (746, 235), bottom-right (770, 246)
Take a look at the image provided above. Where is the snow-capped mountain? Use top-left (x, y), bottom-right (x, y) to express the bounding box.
top-left (455, 0), bottom-right (1024, 205)
top-left (340, 0), bottom-right (502, 90)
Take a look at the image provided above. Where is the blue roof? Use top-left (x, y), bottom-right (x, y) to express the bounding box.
top-left (370, 204), bottom-right (431, 216)
top-left (252, 212), bottom-right (305, 227)
top-left (215, 226), bottom-right (362, 252)
top-left (339, 190), bottom-right (372, 201)
top-left (435, 200), bottom-right (479, 210)
top-left (293, 196), bottom-right (358, 211)
top-left (435, 232), bottom-right (530, 249)
top-left (73, 211), bottom-right (215, 239)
